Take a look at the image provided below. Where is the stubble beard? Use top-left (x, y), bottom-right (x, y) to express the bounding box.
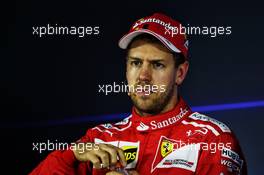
top-left (130, 83), bottom-right (176, 115)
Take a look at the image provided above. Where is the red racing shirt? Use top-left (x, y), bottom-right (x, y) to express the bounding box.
top-left (30, 97), bottom-right (247, 175)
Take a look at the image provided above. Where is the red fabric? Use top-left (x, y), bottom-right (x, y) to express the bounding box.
top-left (30, 97), bottom-right (247, 175)
top-left (118, 13), bottom-right (188, 59)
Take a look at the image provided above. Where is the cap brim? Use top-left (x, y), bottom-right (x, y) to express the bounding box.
top-left (118, 29), bottom-right (181, 53)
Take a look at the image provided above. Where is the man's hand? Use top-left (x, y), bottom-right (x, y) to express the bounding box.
top-left (72, 142), bottom-right (127, 169)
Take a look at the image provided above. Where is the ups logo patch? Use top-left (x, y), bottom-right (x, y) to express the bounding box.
top-left (122, 146), bottom-right (138, 164)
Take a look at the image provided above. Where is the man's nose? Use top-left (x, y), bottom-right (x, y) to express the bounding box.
top-left (138, 63), bottom-right (152, 82)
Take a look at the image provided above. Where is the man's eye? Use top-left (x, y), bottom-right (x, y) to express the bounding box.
top-left (131, 61), bottom-right (142, 67)
top-left (153, 62), bottom-right (165, 69)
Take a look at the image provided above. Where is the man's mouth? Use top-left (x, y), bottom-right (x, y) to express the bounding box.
top-left (136, 90), bottom-right (153, 96)
top-left (135, 86), bottom-right (153, 96)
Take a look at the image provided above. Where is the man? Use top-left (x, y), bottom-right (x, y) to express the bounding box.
top-left (30, 13), bottom-right (247, 175)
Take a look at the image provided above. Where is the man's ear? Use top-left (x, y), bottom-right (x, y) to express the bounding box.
top-left (175, 61), bottom-right (189, 85)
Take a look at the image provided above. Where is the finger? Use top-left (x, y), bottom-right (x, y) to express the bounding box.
top-left (82, 153), bottom-right (101, 169)
top-left (100, 144), bottom-right (118, 165)
top-left (94, 150), bottom-right (110, 168)
top-left (115, 147), bottom-right (127, 167)
top-left (106, 171), bottom-right (123, 175)
top-left (104, 144), bottom-right (127, 167)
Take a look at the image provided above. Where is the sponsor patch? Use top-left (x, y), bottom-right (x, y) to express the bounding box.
top-left (94, 139), bottom-right (139, 169)
top-left (221, 159), bottom-right (241, 173)
top-left (136, 122), bottom-right (150, 131)
top-left (122, 146), bottom-right (138, 164)
top-left (151, 136), bottom-right (199, 173)
top-left (161, 139), bottom-right (174, 157)
top-left (186, 128), bottom-right (208, 137)
top-left (163, 159), bottom-right (194, 167)
top-left (132, 17), bottom-right (177, 32)
top-left (182, 120), bottom-right (220, 136)
top-left (189, 113), bottom-right (231, 133)
top-left (221, 147), bottom-right (243, 168)
top-left (150, 107), bottom-right (189, 130)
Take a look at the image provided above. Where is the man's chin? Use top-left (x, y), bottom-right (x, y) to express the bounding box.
top-left (134, 92), bottom-right (153, 99)
top-left (132, 99), bottom-right (159, 114)
top-left (130, 93), bottom-right (168, 114)
top-left (132, 95), bottom-right (152, 104)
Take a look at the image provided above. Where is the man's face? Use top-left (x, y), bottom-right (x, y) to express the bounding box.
top-left (126, 39), bottom-right (177, 115)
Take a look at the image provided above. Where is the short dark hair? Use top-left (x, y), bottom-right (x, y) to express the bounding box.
top-left (126, 34), bottom-right (186, 67)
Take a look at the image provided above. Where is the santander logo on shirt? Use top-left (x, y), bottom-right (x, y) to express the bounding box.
top-left (136, 122), bottom-right (150, 131)
top-left (136, 108), bottom-right (189, 131)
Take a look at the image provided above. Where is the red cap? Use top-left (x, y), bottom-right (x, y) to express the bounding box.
top-left (118, 13), bottom-right (188, 59)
